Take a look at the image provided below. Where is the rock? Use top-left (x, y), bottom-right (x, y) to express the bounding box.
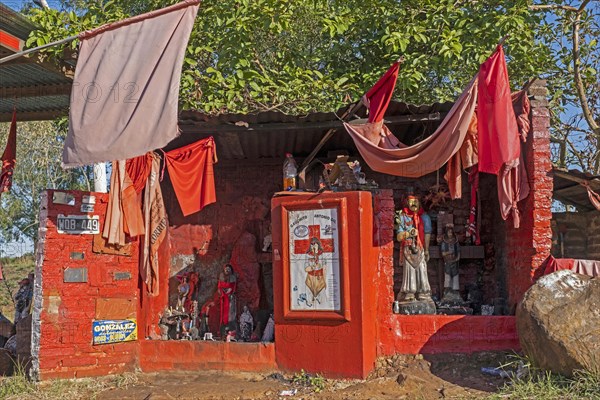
top-left (516, 270), bottom-right (600, 377)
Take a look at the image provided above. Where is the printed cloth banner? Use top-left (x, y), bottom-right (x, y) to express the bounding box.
top-left (0, 109), bottom-right (16, 195)
top-left (141, 153), bottom-right (167, 296)
top-left (63, 1), bottom-right (200, 167)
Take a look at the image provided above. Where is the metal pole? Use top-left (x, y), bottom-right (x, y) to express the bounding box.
top-left (0, 35), bottom-right (78, 65)
top-left (93, 163), bottom-right (108, 193)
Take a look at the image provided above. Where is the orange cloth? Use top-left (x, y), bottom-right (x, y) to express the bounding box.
top-left (445, 113), bottom-right (479, 199)
top-left (164, 137), bottom-right (217, 216)
top-left (126, 153), bottom-right (153, 193)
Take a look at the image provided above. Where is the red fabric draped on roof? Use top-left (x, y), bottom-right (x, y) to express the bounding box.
top-left (0, 109), bottom-right (17, 195)
top-left (477, 45), bottom-right (520, 175)
top-left (164, 137), bottom-right (217, 216)
top-left (364, 62), bottom-right (400, 123)
top-left (344, 77), bottom-right (478, 178)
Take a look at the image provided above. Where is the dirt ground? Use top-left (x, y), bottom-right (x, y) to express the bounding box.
top-left (96, 352), bottom-right (514, 400)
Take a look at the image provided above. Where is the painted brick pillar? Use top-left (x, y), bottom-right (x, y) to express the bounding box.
top-left (505, 80), bottom-right (553, 309)
top-left (372, 190), bottom-right (397, 355)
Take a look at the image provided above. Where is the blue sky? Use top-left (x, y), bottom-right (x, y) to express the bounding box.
top-left (4, 0), bottom-right (61, 11)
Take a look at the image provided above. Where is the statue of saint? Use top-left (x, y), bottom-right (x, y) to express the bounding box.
top-left (239, 305), bottom-right (254, 342)
top-left (218, 264), bottom-right (237, 336)
top-left (440, 223), bottom-right (463, 303)
top-left (395, 195), bottom-right (434, 309)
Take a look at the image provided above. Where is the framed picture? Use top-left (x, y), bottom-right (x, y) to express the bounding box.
top-left (280, 198), bottom-right (351, 321)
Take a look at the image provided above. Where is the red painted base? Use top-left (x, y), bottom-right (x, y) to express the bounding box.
top-left (379, 315), bottom-right (520, 355)
top-left (139, 341), bottom-right (277, 373)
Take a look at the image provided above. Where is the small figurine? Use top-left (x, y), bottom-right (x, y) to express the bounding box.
top-left (395, 194), bottom-right (436, 314)
top-left (176, 275), bottom-right (190, 312)
top-left (261, 313), bottom-right (275, 342)
top-left (218, 264), bottom-right (237, 337)
top-left (440, 223), bottom-right (462, 303)
top-left (239, 305), bottom-right (254, 342)
top-left (262, 234), bottom-right (272, 252)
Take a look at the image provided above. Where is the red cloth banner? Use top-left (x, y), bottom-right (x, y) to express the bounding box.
top-left (164, 137), bottom-right (217, 216)
top-left (0, 109), bottom-right (16, 195)
top-left (477, 45), bottom-right (520, 175)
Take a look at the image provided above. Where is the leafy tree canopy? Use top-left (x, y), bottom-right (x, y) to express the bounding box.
top-left (25, 0), bottom-right (550, 115)
top-left (17, 1), bottom-right (600, 173)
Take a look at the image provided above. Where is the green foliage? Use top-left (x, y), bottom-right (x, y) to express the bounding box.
top-left (20, 0), bottom-right (600, 173)
top-left (0, 255), bottom-right (34, 320)
top-left (0, 367), bottom-right (140, 400)
top-left (24, 0), bottom-right (550, 116)
top-left (0, 120), bottom-right (92, 242)
top-left (485, 355), bottom-right (600, 400)
top-left (292, 369), bottom-right (326, 393)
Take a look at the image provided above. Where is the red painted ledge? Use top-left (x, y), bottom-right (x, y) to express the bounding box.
top-left (139, 340), bottom-right (278, 373)
top-left (378, 315), bottom-right (520, 356)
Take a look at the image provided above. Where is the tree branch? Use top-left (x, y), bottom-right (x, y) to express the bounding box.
top-left (572, 0), bottom-right (600, 135)
top-left (529, 5), bottom-right (578, 12)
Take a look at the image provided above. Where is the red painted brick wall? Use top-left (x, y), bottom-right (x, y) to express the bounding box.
top-left (160, 160), bottom-right (279, 328)
top-left (33, 190), bottom-right (140, 380)
top-left (504, 82), bottom-right (553, 309)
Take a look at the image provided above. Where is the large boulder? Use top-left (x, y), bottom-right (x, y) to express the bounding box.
top-left (516, 270), bottom-right (600, 376)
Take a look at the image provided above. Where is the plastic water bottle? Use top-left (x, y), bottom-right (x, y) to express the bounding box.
top-left (283, 153), bottom-right (298, 191)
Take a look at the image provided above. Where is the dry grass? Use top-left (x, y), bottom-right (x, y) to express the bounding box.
top-left (485, 356), bottom-right (600, 400)
top-left (0, 363), bottom-right (139, 400)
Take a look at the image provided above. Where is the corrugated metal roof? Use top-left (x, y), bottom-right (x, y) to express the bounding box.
top-left (0, 3), bottom-right (36, 39)
top-left (0, 4), bottom-right (73, 122)
top-left (173, 101), bottom-right (453, 160)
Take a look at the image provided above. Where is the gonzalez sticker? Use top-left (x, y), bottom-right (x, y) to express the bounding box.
top-left (92, 319), bottom-right (137, 345)
top-left (294, 225), bottom-right (309, 238)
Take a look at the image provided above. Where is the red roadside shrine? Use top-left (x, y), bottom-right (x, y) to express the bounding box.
top-left (29, 78), bottom-right (552, 380)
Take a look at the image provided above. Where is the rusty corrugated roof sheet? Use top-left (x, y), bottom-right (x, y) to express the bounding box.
top-left (0, 3), bottom-right (73, 122)
top-left (173, 101), bottom-right (453, 160)
top-left (553, 168), bottom-right (600, 212)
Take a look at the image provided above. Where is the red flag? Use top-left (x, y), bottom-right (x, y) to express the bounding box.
top-left (364, 62), bottom-right (400, 123)
top-left (0, 109), bottom-right (16, 194)
top-left (477, 45), bottom-right (520, 175)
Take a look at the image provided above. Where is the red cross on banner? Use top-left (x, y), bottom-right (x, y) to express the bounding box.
top-left (294, 225), bottom-right (334, 254)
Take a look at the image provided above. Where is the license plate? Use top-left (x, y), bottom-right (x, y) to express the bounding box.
top-left (57, 214), bottom-right (100, 234)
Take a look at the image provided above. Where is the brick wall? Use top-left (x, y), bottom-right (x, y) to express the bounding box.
top-left (503, 81), bottom-right (553, 310)
top-left (586, 213), bottom-right (600, 260)
top-left (32, 190), bottom-right (140, 380)
top-left (161, 160), bottom-right (280, 332)
top-left (551, 212), bottom-right (589, 258)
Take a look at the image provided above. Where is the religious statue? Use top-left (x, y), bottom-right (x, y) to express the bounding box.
top-left (261, 313), bottom-right (275, 342)
top-left (239, 305), bottom-right (254, 342)
top-left (218, 263), bottom-right (237, 337)
top-left (176, 276), bottom-right (190, 312)
top-left (304, 237), bottom-right (326, 305)
top-left (440, 223), bottom-right (463, 304)
top-left (395, 194), bottom-right (436, 314)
